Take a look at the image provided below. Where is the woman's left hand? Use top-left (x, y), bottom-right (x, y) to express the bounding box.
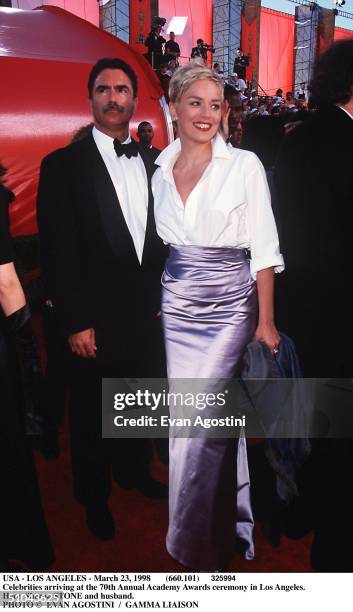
top-left (255, 321), bottom-right (281, 355)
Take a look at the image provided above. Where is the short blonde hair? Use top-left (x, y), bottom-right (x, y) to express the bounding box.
top-left (169, 60), bottom-right (224, 104)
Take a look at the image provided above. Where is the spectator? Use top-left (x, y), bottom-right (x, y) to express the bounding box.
top-left (275, 39), bottom-right (353, 571)
top-left (224, 84), bottom-right (242, 109)
top-left (165, 58), bottom-right (178, 78)
top-left (156, 62), bottom-right (171, 101)
top-left (190, 39), bottom-right (214, 62)
top-left (144, 24), bottom-right (166, 68)
top-left (164, 32), bottom-right (180, 61)
top-left (233, 47), bottom-right (249, 80)
top-left (0, 164), bottom-right (54, 570)
top-left (295, 82), bottom-right (307, 100)
top-left (230, 72), bottom-right (247, 94)
top-left (136, 121), bottom-right (161, 162)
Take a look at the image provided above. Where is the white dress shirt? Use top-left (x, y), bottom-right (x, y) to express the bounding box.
top-left (152, 132), bottom-right (284, 279)
top-left (92, 126), bottom-right (148, 263)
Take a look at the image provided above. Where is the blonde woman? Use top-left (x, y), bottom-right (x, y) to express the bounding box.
top-left (152, 61), bottom-right (284, 571)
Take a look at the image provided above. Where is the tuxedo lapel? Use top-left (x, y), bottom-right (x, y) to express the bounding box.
top-left (136, 142), bottom-right (160, 265)
top-left (81, 134), bottom-right (139, 263)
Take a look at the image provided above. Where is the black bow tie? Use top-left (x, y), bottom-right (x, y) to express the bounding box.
top-left (113, 139), bottom-right (139, 159)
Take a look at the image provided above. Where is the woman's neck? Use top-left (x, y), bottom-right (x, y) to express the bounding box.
top-left (177, 137), bottom-right (212, 168)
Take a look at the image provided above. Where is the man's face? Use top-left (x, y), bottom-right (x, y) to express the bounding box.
top-left (90, 68), bottom-right (137, 137)
top-left (137, 123), bottom-right (154, 146)
top-left (170, 32), bottom-right (175, 41)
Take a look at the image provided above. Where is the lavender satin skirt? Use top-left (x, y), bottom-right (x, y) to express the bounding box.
top-left (161, 245), bottom-right (258, 571)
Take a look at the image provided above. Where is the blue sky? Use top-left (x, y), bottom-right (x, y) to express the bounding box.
top-left (261, 0), bottom-right (353, 29)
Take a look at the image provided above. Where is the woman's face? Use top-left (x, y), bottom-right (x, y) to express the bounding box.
top-left (171, 79), bottom-right (222, 145)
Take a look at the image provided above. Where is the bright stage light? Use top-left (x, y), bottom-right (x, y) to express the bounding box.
top-left (166, 17), bottom-right (188, 35)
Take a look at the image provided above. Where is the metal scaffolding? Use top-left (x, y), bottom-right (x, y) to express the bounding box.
top-left (213, 0), bottom-right (242, 78)
top-left (293, 3), bottom-right (319, 91)
top-left (99, 0), bottom-right (130, 44)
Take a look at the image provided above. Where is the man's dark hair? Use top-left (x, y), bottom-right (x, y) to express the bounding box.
top-left (88, 58), bottom-right (138, 99)
top-left (309, 39), bottom-right (353, 109)
top-left (137, 121), bottom-right (152, 131)
top-left (197, 38), bottom-right (203, 45)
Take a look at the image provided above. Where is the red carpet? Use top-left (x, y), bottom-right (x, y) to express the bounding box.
top-left (34, 426), bottom-right (313, 573)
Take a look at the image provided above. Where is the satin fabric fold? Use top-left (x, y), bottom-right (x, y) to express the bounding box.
top-left (161, 245), bottom-right (257, 571)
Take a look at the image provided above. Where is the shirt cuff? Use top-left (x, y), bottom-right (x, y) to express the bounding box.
top-left (250, 255), bottom-right (285, 280)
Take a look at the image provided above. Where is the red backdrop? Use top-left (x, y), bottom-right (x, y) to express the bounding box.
top-left (334, 27), bottom-right (353, 41)
top-left (241, 0), bottom-right (261, 84)
top-left (129, 0), bottom-right (151, 54)
top-left (12, 0), bottom-right (99, 25)
top-left (258, 7), bottom-right (295, 95)
top-left (0, 6), bottom-right (167, 236)
top-left (159, 0), bottom-right (213, 64)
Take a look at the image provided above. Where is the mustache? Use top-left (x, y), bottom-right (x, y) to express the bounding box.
top-left (103, 102), bottom-right (125, 113)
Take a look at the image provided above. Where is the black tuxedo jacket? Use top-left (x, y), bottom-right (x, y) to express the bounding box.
top-left (37, 132), bottom-right (167, 370)
top-left (274, 105), bottom-right (353, 375)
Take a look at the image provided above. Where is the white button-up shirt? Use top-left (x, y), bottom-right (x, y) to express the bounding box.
top-left (92, 126), bottom-right (148, 263)
top-left (152, 132), bottom-right (284, 279)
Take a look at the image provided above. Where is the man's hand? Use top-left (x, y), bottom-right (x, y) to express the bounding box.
top-left (69, 328), bottom-right (97, 358)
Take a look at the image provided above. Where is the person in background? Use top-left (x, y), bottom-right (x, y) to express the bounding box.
top-left (164, 31), bottom-right (180, 62)
top-left (233, 47), bottom-right (249, 80)
top-left (275, 39), bottom-right (353, 572)
top-left (0, 164), bottom-right (54, 570)
top-left (295, 82), bottom-right (307, 101)
top-left (157, 62), bottom-right (171, 102)
top-left (190, 38), bottom-right (214, 62)
top-left (165, 58), bottom-right (178, 78)
top-left (144, 23), bottom-right (166, 68)
top-left (137, 121), bottom-right (161, 162)
top-left (231, 72), bottom-right (247, 94)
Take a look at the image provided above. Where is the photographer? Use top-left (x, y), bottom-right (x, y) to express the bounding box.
top-left (190, 38), bottom-right (215, 62)
top-left (144, 17), bottom-right (166, 68)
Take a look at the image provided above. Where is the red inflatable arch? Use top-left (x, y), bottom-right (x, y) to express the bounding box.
top-left (0, 5), bottom-right (171, 236)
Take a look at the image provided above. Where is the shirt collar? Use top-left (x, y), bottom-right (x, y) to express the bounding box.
top-left (155, 132), bottom-right (232, 174)
top-left (92, 126), bottom-right (132, 153)
top-left (337, 105), bottom-right (353, 120)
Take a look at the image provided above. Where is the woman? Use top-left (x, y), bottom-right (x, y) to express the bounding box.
top-left (0, 167), bottom-right (53, 569)
top-left (152, 62), bottom-right (284, 571)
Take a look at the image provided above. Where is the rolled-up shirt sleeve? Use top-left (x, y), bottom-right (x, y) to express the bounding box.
top-left (244, 154), bottom-right (285, 279)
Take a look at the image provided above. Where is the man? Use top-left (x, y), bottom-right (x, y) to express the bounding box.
top-left (190, 39), bottom-right (214, 62)
top-left (275, 40), bottom-right (353, 571)
top-left (164, 31), bottom-right (180, 61)
top-left (233, 47), bottom-right (249, 80)
top-left (37, 58), bottom-right (167, 541)
top-left (213, 63), bottom-right (226, 85)
top-left (144, 24), bottom-right (166, 68)
top-left (295, 82), bottom-right (307, 101)
top-left (230, 72), bottom-right (246, 94)
top-left (136, 121), bottom-right (161, 162)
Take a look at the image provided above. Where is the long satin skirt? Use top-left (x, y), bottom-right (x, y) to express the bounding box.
top-left (161, 245), bottom-right (258, 571)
